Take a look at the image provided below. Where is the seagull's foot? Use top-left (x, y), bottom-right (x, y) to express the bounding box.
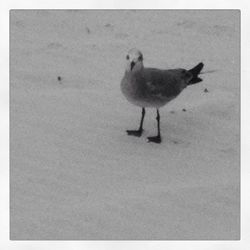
top-left (126, 129), bottom-right (143, 137)
top-left (147, 135), bottom-right (162, 144)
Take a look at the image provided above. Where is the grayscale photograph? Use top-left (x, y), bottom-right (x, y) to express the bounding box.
top-left (10, 10), bottom-right (240, 240)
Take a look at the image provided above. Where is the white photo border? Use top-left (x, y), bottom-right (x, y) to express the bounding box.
top-left (1, 0), bottom-right (249, 249)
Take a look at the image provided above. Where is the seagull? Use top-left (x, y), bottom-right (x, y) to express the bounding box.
top-left (120, 48), bottom-right (204, 143)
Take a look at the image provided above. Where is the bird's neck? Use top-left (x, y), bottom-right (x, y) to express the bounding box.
top-left (125, 65), bottom-right (144, 77)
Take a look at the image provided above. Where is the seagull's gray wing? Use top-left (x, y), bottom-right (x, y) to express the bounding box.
top-left (143, 68), bottom-right (189, 98)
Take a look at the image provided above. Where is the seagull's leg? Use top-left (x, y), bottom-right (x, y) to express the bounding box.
top-left (147, 109), bottom-right (162, 143)
top-left (127, 107), bottom-right (145, 137)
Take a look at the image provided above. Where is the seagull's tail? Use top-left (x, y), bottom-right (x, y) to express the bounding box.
top-left (187, 62), bottom-right (204, 85)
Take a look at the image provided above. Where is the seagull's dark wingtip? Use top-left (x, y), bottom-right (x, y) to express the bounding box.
top-left (187, 62), bottom-right (204, 85)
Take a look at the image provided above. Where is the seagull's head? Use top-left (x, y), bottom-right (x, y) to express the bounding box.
top-left (125, 48), bottom-right (144, 73)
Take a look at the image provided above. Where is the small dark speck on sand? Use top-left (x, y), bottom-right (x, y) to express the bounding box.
top-left (170, 111), bottom-right (175, 114)
top-left (182, 108), bottom-right (187, 112)
top-left (204, 88), bottom-right (209, 93)
top-left (86, 27), bottom-right (91, 34)
top-left (57, 76), bottom-right (62, 82)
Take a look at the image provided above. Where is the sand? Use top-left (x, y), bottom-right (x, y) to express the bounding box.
top-left (10, 10), bottom-right (240, 240)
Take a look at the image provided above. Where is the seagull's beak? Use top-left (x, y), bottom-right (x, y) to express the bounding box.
top-left (130, 61), bottom-right (135, 71)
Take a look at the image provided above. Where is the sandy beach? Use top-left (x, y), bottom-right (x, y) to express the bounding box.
top-left (10, 10), bottom-right (240, 240)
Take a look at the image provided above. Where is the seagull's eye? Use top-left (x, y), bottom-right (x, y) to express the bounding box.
top-left (138, 55), bottom-right (143, 61)
top-left (126, 55), bottom-right (129, 60)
